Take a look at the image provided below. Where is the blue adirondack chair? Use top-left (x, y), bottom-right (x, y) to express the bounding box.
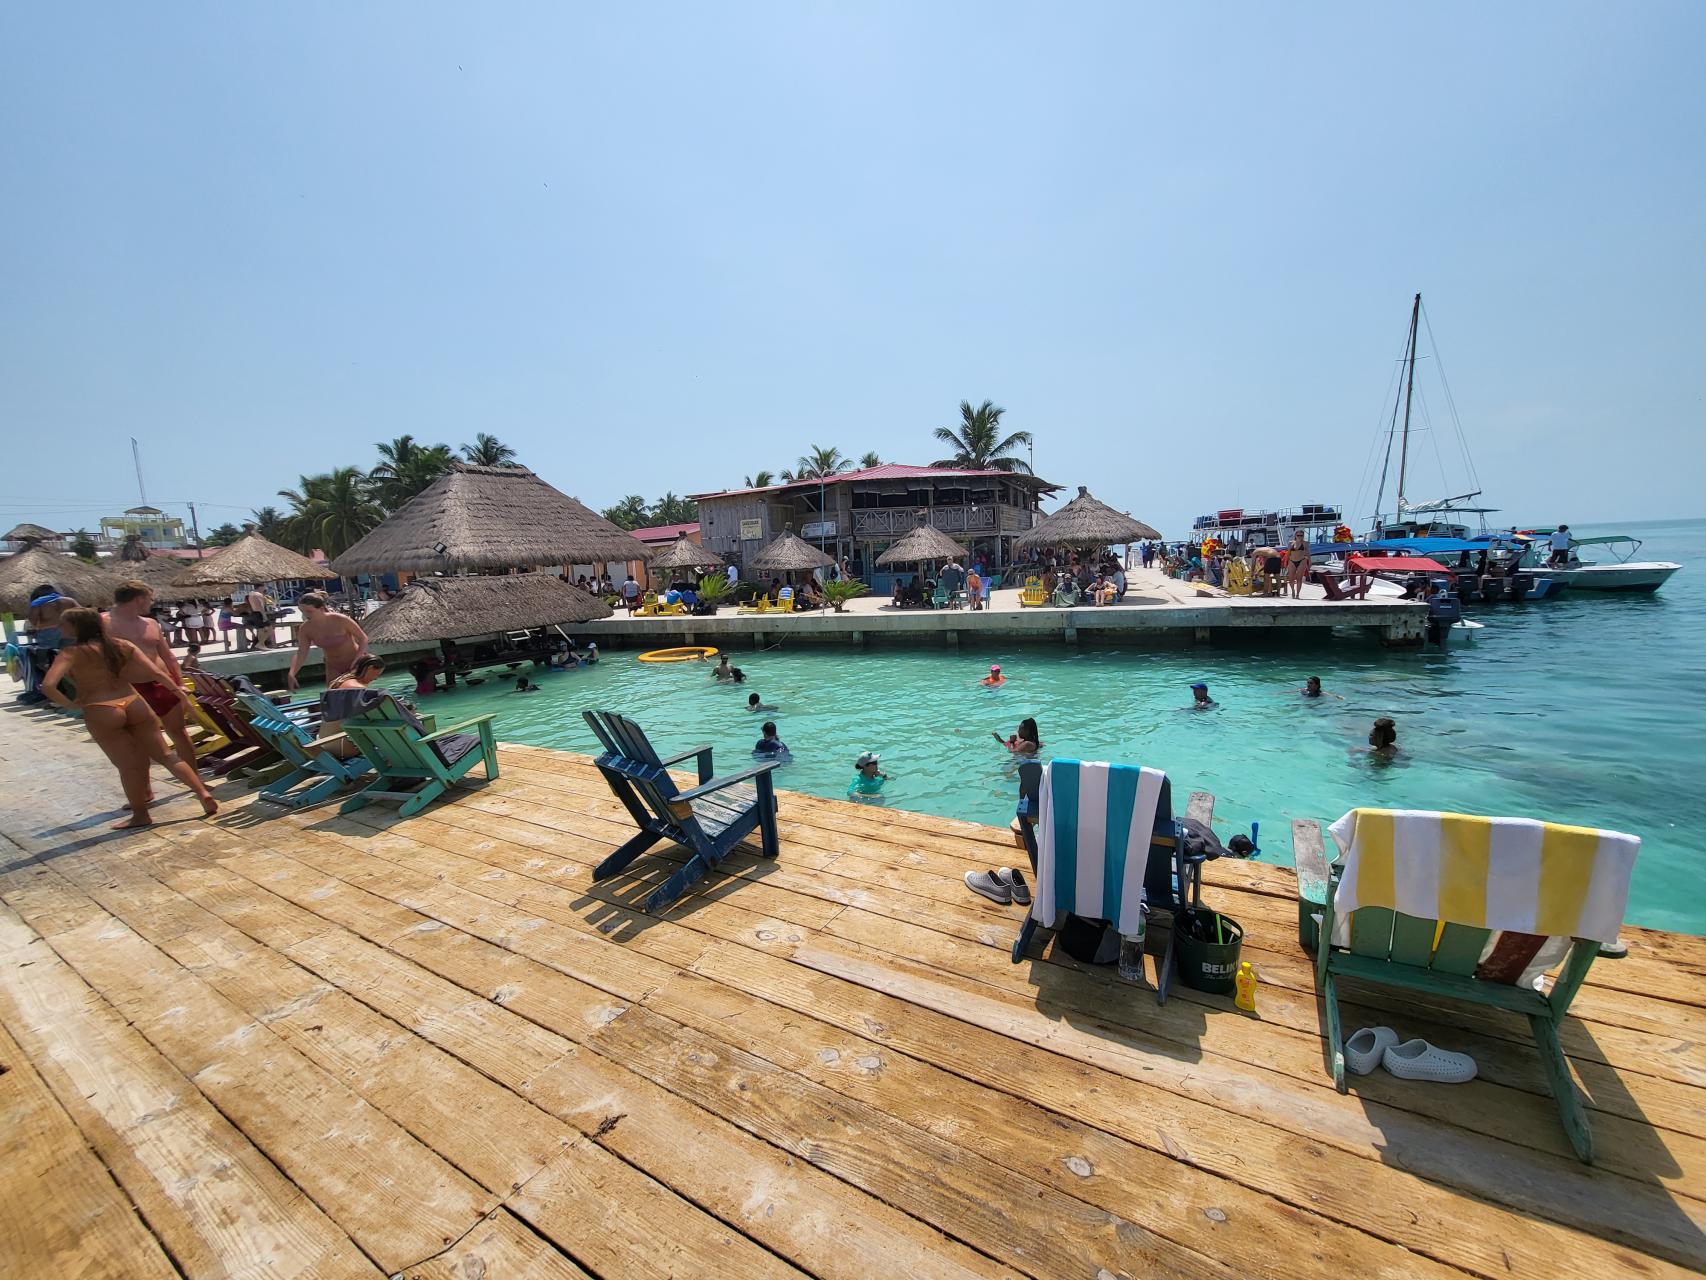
top-left (583, 710), bottom-right (780, 914)
top-left (236, 690), bottom-right (372, 811)
top-left (334, 692), bottom-right (498, 817)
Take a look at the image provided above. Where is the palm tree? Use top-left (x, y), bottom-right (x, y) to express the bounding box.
top-left (601, 494), bottom-right (649, 530)
top-left (250, 505), bottom-right (288, 541)
top-left (203, 523), bottom-right (242, 547)
top-left (372, 434), bottom-right (454, 509)
top-left (933, 399), bottom-right (1032, 473)
top-left (68, 529), bottom-right (97, 559)
top-left (650, 493), bottom-right (699, 525)
top-left (460, 433), bottom-right (518, 467)
top-left (858, 451), bottom-right (882, 469)
top-left (743, 470), bottom-right (776, 488)
top-left (790, 445), bottom-right (855, 480)
top-left (278, 467), bottom-right (384, 557)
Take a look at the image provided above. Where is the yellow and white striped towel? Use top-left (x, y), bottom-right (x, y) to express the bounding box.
top-left (1326, 808), bottom-right (1639, 946)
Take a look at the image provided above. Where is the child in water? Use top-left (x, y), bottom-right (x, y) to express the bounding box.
top-left (1368, 717), bottom-right (1398, 754)
top-left (981, 663), bottom-right (1006, 687)
top-left (992, 717), bottom-right (1041, 756)
top-left (847, 751), bottom-right (888, 798)
top-left (753, 720), bottom-right (789, 757)
top-left (747, 692), bottom-right (779, 713)
top-left (515, 676), bottom-right (541, 693)
top-left (1189, 681), bottom-right (1217, 709)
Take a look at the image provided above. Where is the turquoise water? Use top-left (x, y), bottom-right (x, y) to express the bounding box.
top-left (362, 518), bottom-right (1706, 934)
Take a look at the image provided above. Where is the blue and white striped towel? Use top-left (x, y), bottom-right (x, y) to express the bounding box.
top-left (1032, 759), bottom-right (1167, 938)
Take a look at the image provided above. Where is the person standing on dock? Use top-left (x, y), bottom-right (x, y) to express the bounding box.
top-left (285, 591), bottom-right (370, 692)
top-left (103, 581), bottom-right (200, 771)
top-left (1286, 531), bottom-right (1312, 599)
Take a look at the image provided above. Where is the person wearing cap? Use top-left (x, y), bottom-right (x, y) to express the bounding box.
top-left (1189, 682), bottom-right (1217, 709)
top-left (981, 663), bottom-right (1006, 687)
top-left (847, 751), bottom-right (888, 798)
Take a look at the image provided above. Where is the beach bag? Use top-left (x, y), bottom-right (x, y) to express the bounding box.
top-left (1057, 914), bottom-right (1121, 965)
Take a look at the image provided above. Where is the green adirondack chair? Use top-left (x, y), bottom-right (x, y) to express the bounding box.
top-left (334, 693), bottom-right (498, 817)
top-left (1297, 813), bottom-right (1637, 1164)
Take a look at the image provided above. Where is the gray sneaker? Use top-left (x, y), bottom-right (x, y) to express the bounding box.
top-left (964, 869), bottom-right (1012, 904)
top-left (998, 867), bottom-right (1032, 906)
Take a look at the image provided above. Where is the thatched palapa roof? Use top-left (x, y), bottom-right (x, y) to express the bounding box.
top-left (750, 528), bottom-right (834, 573)
top-left (125, 555), bottom-right (217, 604)
top-left (876, 523), bottom-right (966, 567)
top-left (1015, 486), bottom-right (1161, 550)
top-left (649, 536), bottom-right (725, 572)
top-left (0, 546), bottom-right (120, 614)
top-left (5, 523), bottom-right (58, 544)
top-left (362, 574), bottom-right (613, 644)
top-left (332, 463), bottom-right (648, 575)
top-left (175, 533), bottom-right (329, 587)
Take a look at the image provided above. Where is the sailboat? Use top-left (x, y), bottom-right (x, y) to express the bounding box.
top-left (1366, 293), bottom-right (1501, 541)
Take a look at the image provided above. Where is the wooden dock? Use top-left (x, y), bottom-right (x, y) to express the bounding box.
top-left (1, 702), bottom-right (1702, 1279)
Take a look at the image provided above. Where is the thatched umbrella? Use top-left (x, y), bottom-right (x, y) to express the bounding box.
top-left (174, 532), bottom-right (328, 587)
top-left (362, 574), bottom-right (613, 644)
top-left (649, 535), bottom-right (725, 573)
top-left (750, 527), bottom-right (834, 574)
top-left (1015, 485), bottom-right (1162, 551)
top-left (0, 546), bottom-right (121, 613)
top-left (332, 463), bottom-right (648, 575)
top-left (4, 522), bottom-right (58, 544)
top-left (124, 555), bottom-right (215, 604)
top-left (876, 523), bottom-right (966, 567)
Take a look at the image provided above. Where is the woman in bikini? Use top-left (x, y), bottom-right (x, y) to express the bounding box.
top-left (39, 608), bottom-right (219, 829)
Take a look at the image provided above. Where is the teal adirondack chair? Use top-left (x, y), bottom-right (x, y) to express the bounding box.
top-left (1299, 810), bottom-right (1639, 1164)
top-left (236, 690), bottom-right (372, 810)
top-left (930, 581), bottom-right (949, 609)
top-left (335, 694), bottom-right (498, 817)
top-left (583, 710), bottom-right (779, 914)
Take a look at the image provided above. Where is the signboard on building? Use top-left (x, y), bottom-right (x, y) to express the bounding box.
top-left (739, 519), bottom-right (763, 541)
top-left (800, 519), bottom-right (838, 540)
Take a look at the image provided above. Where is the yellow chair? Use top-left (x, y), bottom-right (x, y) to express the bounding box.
top-left (737, 595), bottom-right (776, 615)
top-left (1018, 576), bottom-right (1049, 607)
top-left (182, 687), bottom-right (232, 761)
top-left (1224, 559), bottom-right (1252, 596)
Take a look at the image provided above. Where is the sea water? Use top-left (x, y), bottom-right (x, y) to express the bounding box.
top-left (365, 518), bottom-right (1706, 934)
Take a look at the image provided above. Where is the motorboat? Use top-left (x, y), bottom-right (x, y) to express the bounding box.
top-left (1519, 535), bottom-right (1680, 594)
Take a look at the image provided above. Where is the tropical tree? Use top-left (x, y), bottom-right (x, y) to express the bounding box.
top-left (277, 467), bottom-right (384, 557)
top-left (858, 452), bottom-right (882, 469)
top-left (250, 506), bottom-right (288, 541)
top-left (204, 523), bottom-right (242, 547)
top-left (789, 445), bottom-right (855, 481)
top-left (68, 529), bottom-right (97, 559)
top-left (460, 433), bottom-right (518, 467)
top-left (743, 470), bottom-right (776, 488)
top-left (372, 434), bottom-right (454, 509)
top-left (601, 494), bottom-right (649, 530)
top-left (649, 493), bottom-right (699, 526)
top-left (932, 399), bottom-right (1032, 473)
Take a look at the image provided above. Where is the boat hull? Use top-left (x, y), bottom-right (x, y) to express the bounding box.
top-left (1523, 563), bottom-right (1681, 593)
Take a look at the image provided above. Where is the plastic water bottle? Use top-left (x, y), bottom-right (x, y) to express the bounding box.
top-left (1234, 961), bottom-right (1258, 1012)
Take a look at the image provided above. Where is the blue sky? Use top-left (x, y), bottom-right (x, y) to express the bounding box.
top-left (3, 3), bottom-right (1702, 537)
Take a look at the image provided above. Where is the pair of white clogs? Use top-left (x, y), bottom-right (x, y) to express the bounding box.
top-left (1345, 1026), bottom-right (1477, 1082)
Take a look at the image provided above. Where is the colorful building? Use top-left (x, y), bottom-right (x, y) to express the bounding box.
top-left (99, 506), bottom-right (186, 549)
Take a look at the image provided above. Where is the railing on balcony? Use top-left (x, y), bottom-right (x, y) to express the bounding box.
top-left (852, 507), bottom-right (1003, 537)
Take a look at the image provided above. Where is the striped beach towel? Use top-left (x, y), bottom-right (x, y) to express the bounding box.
top-left (1033, 760), bottom-right (1167, 938)
top-left (1327, 808), bottom-right (1639, 947)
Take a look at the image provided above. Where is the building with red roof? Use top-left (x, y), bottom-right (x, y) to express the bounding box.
top-left (691, 464), bottom-right (1058, 585)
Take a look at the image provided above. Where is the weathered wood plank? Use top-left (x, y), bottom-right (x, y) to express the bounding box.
top-left (400, 1210), bottom-right (593, 1280)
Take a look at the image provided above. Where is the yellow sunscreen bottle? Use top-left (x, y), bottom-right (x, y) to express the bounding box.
top-left (1234, 961), bottom-right (1258, 1013)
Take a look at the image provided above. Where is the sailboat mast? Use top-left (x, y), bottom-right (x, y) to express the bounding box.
top-left (1396, 293), bottom-right (1420, 512)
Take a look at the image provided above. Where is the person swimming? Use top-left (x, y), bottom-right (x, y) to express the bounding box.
top-left (992, 717), bottom-right (1041, 756)
top-left (747, 692), bottom-right (779, 713)
top-left (1190, 681), bottom-right (1217, 709)
top-left (515, 676), bottom-right (541, 693)
top-left (981, 663), bottom-right (1005, 687)
top-left (1303, 676), bottom-right (1322, 698)
top-left (1368, 717), bottom-right (1398, 753)
top-left (847, 750), bottom-right (888, 798)
top-left (753, 720), bottom-right (789, 756)
top-left (711, 654), bottom-right (737, 681)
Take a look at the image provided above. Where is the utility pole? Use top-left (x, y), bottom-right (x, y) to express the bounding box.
top-left (187, 502), bottom-right (203, 549)
top-left (131, 437), bottom-right (147, 505)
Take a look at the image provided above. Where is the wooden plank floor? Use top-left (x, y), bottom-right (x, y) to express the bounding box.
top-left (2, 700), bottom-right (1703, 1280)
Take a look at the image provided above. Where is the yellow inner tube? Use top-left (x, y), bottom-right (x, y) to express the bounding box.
top-left (637, 646), bottom-right (720, 664)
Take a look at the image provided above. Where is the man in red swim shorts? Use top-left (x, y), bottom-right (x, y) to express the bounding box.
top-left (105, 581), bottom-right (199, 771)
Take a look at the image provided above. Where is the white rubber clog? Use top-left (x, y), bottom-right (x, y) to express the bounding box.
top-left (1344, 1026), bottom-right (1399, 1076)
top-left (1382, 1038), bottom-right (1478, 1083)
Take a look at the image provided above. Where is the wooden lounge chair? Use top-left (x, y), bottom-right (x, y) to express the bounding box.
top-left (236, 690), bottom-right (372, 810)
top-left (1018, 577), bottom-right (1048, 607)
top-left (1011, 760), bottom-right (1230, 1004)
top-left (1298, 809), bottom-right (1640, 1163)
top-left (186, 671), bottom-right (278, 776)
top-left (1223, 559), bottom-right (1253, 595)
top-left (1312, 568), bottom-right (1371, 600)
top-left (582, 709), bottom-right (780, 914)
top-left (335, 693), bottom-right (497, 817)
